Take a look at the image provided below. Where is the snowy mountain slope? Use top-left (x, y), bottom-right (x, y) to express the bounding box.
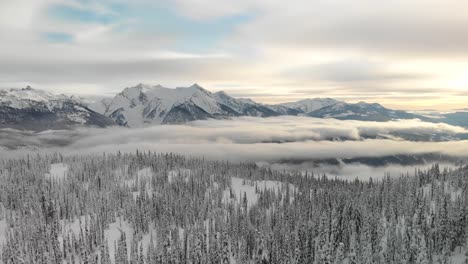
top-left (280, 98), bottom-right (430, 122)
top-left (0, 86), bottom-right (68, 109)
top-left (90, 84), bottom-right (282, 127)
top-left (90, 84), bottom-right (238, 126)
top-left (265, 104), bottom-right (303, 115)
top-left (0, 87), bottom-right (115, 131)
top-left (6, 84), bottom-right (453, 129)
top-left (91, 83), bottom-right (440, 127)
top-left (437, 111), bottom-right (468, 128)
top-left (213, 91), bottom-right (281, 117)
top-left (308, 101), bottom-right (426, 121)
top-left (280, 98), bottom-right (341, 113)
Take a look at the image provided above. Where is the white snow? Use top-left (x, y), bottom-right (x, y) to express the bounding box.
top-left (57, 215), bottom-right (89, 259)
top-left (0, 218), bottom-right (7, 250)
top-left (0, 87), bottom-right (70, 109)
top-left (59, 215), bottom-right (157, 264)
top-left (0, 204), bottom-right (10, 255)
top-left (59, 215), bottom-right (88, 245)
top-left (450, 253), bottom-right (467, 264)
top-left (137, 167), bottom-right (153, 180)
top-left (422, 181), bottom-right (462, 202)
top-left (90, 83), bottom-right (228, 127)
top-left (223, 177), bottom-right (296, 208)
top-left (214, 91), bottom-right (258, 114)
top-left (433, 252), bottom-right (467, 264)
top-left (67, 113), bottom-right (88, 124)
top-left (168, 168), bottom-right (192, 183)
top-left (123, 167), bottom-right (154, 200)
top-left (140, 226), bottom-right (158, 257)
top-left (45, 163), bottom-right (68, 181)
top-left (280, 98), bottom-right (340, 113)
top-left (105, 217), bottom-right (134, 264)
top-left (325, 110), bottom-right (356, 118)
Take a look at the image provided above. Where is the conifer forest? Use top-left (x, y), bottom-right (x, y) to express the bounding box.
top-left (0, 152), bottom-right (467, 263)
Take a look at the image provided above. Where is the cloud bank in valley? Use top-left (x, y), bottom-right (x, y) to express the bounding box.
top-left (0, 116), bottom-right (467, 157)
top-left (1, 116), bottom-right (467, 179)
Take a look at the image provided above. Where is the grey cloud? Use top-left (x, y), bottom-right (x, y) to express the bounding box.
top-left (283, 60), bottom-right (427, 83)
top-left (0, 57), bottom-right (232, 84)
top-left (227, 92), bottom-right (281, 98)
top-left (454, 91), bottom-right (468, 97)
top-left (287, 86), bottom-right (459, 105)
top-left (1, 0), bottom-right (467, 106)
top-left (235, 0), bottom-right (468, 57)
top-left (1, 117), bottom-right (468, 162)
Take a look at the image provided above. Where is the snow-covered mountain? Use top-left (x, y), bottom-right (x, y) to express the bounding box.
top-left (89, 84), bottom-right (283, 127)
top-left (264, 104), bottom-right (303, 116)
top-left (308, 101), bottom-right (424, 121)
top-left (3, 83), bottom-right (452, 130)
top-left (0, 86), bottom-right (114, 131)
top-left (213, 91), bottom-right (280, 117)
top-left (280, 98), bottom-right (341, 113)
top-left (278, 98), bottom-right (419, 122)
top-left (90, 83), bottom-right (434, 127)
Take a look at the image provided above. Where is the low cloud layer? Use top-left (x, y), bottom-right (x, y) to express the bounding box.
top-left (1, 117), bottom-right (468, 160)
top-left (2, 116), bottom-right (468, 178)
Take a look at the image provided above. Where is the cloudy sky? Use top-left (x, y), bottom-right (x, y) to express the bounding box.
top-left (1, 0), bottom-right (468, 110)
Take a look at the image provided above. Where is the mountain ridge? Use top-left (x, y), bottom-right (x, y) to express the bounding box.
top-left (89, 83), bottom-right (435, 127)
top-left (2, 84), bottom-right (467, 130)
top-left (0, 87), bottom-right (115, 131)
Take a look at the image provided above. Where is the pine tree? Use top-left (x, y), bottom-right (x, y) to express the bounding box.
top-left (139, 243), bottom-right (145, 264)
top-left (101, 240), bottom-right (111, 264)
top-left (334, 242), bottom-right (344, 264)
top-left (416, 234), bottom-right (429, 264)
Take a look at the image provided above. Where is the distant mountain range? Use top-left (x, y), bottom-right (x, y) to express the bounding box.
top-left (0, 86), bottom-right (113, 131)
top-left (1, 84), bottom-right (467, 131)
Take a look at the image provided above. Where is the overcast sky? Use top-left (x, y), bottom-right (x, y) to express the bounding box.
top-left (1, 0), bottom-right (468, 110)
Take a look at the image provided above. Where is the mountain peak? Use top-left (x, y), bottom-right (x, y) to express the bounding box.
top-left (187, 83), bottom-right (211, 95)
top-left (121, 83), bottom-right (154, 98)
top-left (89, 84), bottom-right (430, 127)
top-left (134, 83), bottom-right (145, 89)
top-left (189, 83), bottom-right (207, 91)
